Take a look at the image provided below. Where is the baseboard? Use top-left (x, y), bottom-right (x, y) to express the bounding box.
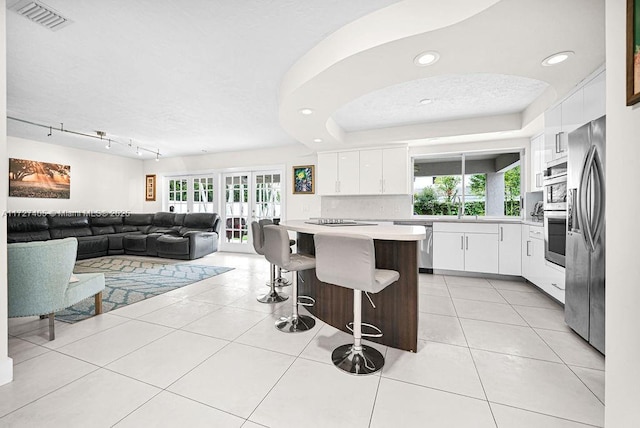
top-left (0, 357), bottom-right (13, 386)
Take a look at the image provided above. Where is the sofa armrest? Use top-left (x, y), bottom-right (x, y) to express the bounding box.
top-left (184, 231), bottom-right (219, 258)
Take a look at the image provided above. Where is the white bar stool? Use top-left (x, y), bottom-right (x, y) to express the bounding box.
top-left (259, 219), bottom-right (291, 287)
top-left (263, 225), bottom-right (316, 332)
top-left (251, 221), bottom-right (288, 303)
top-left (314, 233), bottom-right (399, 375)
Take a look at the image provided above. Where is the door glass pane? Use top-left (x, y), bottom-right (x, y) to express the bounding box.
top-left (254, 172), bottom-right (282, 221)
top-left (224, 173), bottom-right (249, 244)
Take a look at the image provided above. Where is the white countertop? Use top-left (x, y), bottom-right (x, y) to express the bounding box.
top-left (280, 220), bottom-right (426, 241)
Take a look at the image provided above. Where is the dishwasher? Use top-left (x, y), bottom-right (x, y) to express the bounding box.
top-left (394, 222), bottom-right (433, 274)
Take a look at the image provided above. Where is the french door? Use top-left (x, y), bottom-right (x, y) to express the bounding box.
top-left (166, 175), bottom-right (215, 213)
top-left (221, 169), bottom-right (284, 252)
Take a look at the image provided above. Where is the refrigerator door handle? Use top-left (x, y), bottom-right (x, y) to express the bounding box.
top-left (590, 147), bottom-right (605, 247)
top-left (579, 145), bottom-right (597, 253)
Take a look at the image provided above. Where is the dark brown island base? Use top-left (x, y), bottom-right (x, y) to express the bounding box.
top-left (280, 221), bottom-right (426, 352)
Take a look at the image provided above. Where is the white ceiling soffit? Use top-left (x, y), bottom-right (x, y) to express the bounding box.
top-left (279, 0), bottom-right (605, 151)
top-left (6, 0), bottom-right (400, 159)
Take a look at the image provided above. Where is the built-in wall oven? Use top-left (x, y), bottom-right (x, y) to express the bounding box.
top-left (543, 158), bottom-right (568, 267)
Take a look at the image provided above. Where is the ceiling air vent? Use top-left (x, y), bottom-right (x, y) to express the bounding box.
top-left (8, 0), bottom-right (73, 31)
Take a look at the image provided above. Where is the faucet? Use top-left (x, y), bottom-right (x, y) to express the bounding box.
top-left (454, 196), bottom-right (463, 219)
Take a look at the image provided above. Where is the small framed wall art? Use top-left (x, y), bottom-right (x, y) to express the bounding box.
top-left (145, 174), bottom-right (156, 201)
top-left (292, 165), bottom-right (314, 194)
top-left (628, 0), bottom-right (640, 105)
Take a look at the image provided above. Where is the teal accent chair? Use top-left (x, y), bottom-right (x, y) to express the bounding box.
top-left (8, 237), bottom-right (105, 340)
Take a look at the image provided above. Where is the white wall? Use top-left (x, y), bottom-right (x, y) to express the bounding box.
top-left (605, 1), bottom-right (640, 425)
top-left (143, 144), bottom-right (321, 220)
top-left (7, 137), bottom-right (144, 213)
top-left (0, 0), bottom-right (13, 386)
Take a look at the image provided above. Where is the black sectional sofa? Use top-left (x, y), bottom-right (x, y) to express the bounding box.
top-left (6, 212), bottom-right (221, 260)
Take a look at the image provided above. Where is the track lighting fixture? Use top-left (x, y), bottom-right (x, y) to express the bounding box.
top-left (7, 116), bottom-right (162, 160)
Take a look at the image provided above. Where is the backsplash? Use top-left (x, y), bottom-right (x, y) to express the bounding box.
top-left (320, 195), bottom-right (413, 220)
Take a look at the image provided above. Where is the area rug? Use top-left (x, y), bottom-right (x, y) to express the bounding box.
top-left (56, 257), bottom-right (233, 323)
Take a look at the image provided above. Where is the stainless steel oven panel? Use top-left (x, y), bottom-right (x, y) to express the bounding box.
top-left (544, 210), bottom-right (567, 267)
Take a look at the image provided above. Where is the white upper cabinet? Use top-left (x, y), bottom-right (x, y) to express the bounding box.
top-left (319, 147), bottom-right (409, 196)
top-left (583, 71), bottom-right (606, 122)
top-left (317, 151), bottom-right (359, 195)
top-left (359, 149), bottom-right (383, 194)
top-left (382, 147), bottom-right (409, 194)
top-left (544, 104), bottom-right (563, 163)
top-left (530, 133), bottom-right (544, 192)
top-left (544, 69), bottom-right (606, 164)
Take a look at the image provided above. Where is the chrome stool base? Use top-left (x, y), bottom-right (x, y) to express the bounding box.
top-left (331, 344), bottom-right (384, 375)
top-left (273, 276), bottom-right (291, 287)
top-left (275, 314), bottom-right (315, 333)
top-left (257, 290), bottom-right (289, 303)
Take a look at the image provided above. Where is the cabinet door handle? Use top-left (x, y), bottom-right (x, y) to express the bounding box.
top-left (558, 132), bottom-right (565, 153)
top-left (380, 179), bottom-right (383, 193)
top-left (461, 236), bottom-right (464, 250)
top-left (535, 173), bottom-right (542, 188)
top-left (465, 236), bottom-right (469, 250)
top-left (551, 282), bottom-right (562, 290)
top-left (382, 179), bottom-right (385, 193)
top-left (526, 240), bottom-right (531, 256)
top-left (500, 227), bottom-right (504, 242)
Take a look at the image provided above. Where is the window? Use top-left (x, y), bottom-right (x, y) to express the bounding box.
top-left (413, 151), bottom-right (521, 217)
top-left (166, 175), bottom-right (216, 213)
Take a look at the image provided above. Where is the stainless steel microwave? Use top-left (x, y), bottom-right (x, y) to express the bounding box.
top-left (543, 159), bottom-right (568, 211)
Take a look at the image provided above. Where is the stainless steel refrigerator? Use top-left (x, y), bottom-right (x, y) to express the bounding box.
top-left (565, 115), bottom-right (605, 354)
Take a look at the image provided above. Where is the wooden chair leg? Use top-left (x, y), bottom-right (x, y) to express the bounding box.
top-left (94, 291), bottom-right (103, 315)
top-left (48, 313), bottom-right (55, 341)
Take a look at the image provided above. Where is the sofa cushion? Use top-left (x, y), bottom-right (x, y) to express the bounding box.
top-left (152, 212), bottom-right (176, 227)
top-left (91, 225), bottom-right (116, 235)
top-left (123, 213), bottom-right (153, 233)
top-left (114, 224), bottom-right (139, 233)
top-left (7, 214), bottom-right (49, 233)
top-left (123, 234), bottom-right (147, 252)
top-left (90, 214), bottom-right (124, 227)
top-left (7, 214), bottom-right (51, 243)
top-left (180, 213), bottom-right (217, 234)
top-left (7, 231), bottom-right (51, 243)
top-left (48, 214), bottom-right (90, 229)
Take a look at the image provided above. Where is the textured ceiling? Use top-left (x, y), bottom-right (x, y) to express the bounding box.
top-left (6, 0), bottom-right (400, 158)
top-left (333, 74), bottom-right (549, 132)
top-left (6, 0), bottom-right (605, 159)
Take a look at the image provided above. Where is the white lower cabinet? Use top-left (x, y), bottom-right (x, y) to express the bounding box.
top-left (521, 224), bottom-right (565, 303)
top-left (498, 224), bottom-right (522, 276)
top-left (433, 223), bottom-right (498, 274)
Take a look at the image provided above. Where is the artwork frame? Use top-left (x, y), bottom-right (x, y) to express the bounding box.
top-left (627, 0), bottom-right (640, 105)
top-left (145, 174), bottom-right (156, 201)
top-left (292, 165), bottom-right (314, 194)
top-left (8, 158), bottom-right (70, 199)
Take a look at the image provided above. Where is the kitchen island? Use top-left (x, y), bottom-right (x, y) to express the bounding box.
top-left (280, 220), bottom-right (426, 352)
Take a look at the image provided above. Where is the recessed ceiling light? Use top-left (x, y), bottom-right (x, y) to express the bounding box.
top-left (541, 51), bottom-right (574, 66)
top-left (414, 51), bottom-right (440, 66)
top-left (419, 98), bottom-right (433, 105)
top-left (299, 108), bottom-right (314, 115)
top-left (313, 138), bottom-right (323, 143)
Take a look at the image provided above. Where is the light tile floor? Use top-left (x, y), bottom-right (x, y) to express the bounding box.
top-left (2, 252), bottom-right (605, 427)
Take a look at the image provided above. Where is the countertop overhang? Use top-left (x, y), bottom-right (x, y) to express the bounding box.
top-left (280, 220), bottom-right (426, 241)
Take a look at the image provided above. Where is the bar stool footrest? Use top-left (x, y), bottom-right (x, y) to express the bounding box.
top-left (297, 295), bottom-right (315, 307)
top-left (346, 322), bottom-right (383, 338)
